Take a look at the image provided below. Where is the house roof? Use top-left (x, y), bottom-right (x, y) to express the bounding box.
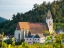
top-left (34, 34), bottom-right (45, 38)
top-left (25, 34), bottom-right (45, 38)
top-left (56, 29), bottom-right (64, 34)
top-left (16, 22), bottom-right (30, 30)
top-left (25, 35), bottom-right (33, 38)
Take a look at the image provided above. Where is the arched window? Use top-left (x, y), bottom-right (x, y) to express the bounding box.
top-left (18, 33), bottom-right (20, 39)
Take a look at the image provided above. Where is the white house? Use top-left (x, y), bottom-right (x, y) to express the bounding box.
top-left (25, 34), bottom-right (45, 44)
top-left (25, 35), bottom-right (33, 44)
top-left (34, 34), bottom-right (45, 43)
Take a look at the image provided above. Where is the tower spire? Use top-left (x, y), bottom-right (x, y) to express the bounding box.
top-left (46, 10), bottom-right (53, 34)
top-left (47, 10), bottom-right (52, 19)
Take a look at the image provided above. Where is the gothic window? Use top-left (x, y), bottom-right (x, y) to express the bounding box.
top-left (18, 33), bottom-right (20, 39)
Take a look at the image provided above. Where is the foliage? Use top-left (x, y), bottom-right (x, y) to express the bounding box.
top-left (0, 41), bottom-right (64, 48)
top-left (0, 0), bottom-right (64, 35)
top-left (0, 33), bottom-right (64, 48)
top-left (4, 39), bottom-right (12, 44)
top-left (53, 23), bottom-right (64, 30)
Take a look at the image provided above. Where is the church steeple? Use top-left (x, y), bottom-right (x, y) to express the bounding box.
top-left (46, 10), bottom-right (53, 34)
top-left (47, 10), bottom-right (52, 19)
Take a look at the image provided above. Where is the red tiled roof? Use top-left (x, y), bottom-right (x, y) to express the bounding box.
top-left (16, 22), bottom-right (30, 30)
top-left (29, 23), bottom-right (48, 34)
top-left (16, 22), bottom-right (48, 34)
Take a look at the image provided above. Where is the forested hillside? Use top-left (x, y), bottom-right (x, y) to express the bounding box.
top-left (0, 0), bottom-right (64, 35)
top-left (0, 16), bottom-right (7, 22)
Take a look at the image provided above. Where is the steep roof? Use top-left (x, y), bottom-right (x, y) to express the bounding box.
top-left (47, 10), bottom-right (52, 19)
top-left (16, 22), bottom-right (48, 34)
top-left (25, 34), bottom-right (45, 38)
top-left (16, 22), bottom-right (30, 30)
top-left (34, 34), bottom-right (45, 38)
top-left (29, 23), bottom-right (48, 34)
top-left (25, 35), bottom-right (33, 38)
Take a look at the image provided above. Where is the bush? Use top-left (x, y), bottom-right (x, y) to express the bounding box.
top-left (4, 39), bottom-right (12, 44)
top-left (15, 39), bottom-right (25, 45)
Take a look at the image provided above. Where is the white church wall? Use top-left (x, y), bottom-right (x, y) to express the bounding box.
top-left (24, 30), bottom-right (29, 39)
top-left (14, 30), bottom-right (24, 41)
top-left (27, 30), bottom-right (29, 36)
top-left (14, 30), bottom-right (30, 42)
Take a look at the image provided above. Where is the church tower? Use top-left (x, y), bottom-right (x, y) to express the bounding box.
top-left (46, 10), bottom-right (53, 34)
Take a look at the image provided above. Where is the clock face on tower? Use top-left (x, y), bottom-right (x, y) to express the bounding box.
top-left (49, 21), bottom-right (52, 26)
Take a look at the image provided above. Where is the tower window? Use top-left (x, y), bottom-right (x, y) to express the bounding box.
top-left (49, 21), bottom-right (52, 26)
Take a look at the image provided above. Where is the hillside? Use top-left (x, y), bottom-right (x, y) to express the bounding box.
top-left (0, 0), bottom-right (64, 35)
top-left (0, 16), bottom-right (7, 22)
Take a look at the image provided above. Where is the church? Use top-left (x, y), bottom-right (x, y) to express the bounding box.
top-left (14, 10), bottom-right (53, 43)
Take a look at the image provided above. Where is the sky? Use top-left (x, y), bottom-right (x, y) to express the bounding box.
top-left (0, 0), bottom-right (54, 20)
